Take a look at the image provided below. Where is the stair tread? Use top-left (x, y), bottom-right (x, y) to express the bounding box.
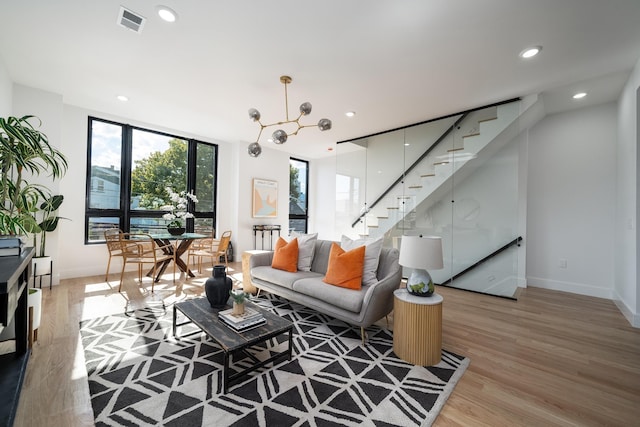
top-left (408, 185), bottom-right (422, 189)
top-left (421, 173), bottom-right (435, 177)
top-left (478, 116), bottom-right (498, 123)
top-left (463, 132), bottom-right (480, 138)
top-left (434, 161), bottom-right (450, 166)
top-left (377, 217), bottom-right (388, 219)
top-left (387, 207), bottom-right (399, 209)
top-left (447, 147), bottom-right (464, 152)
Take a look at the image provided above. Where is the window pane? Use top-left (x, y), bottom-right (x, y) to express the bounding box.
top-left (88, 217), bottom-right (120, 242)
top-left (130, 217), bottom-right (166, 234)
top-left (130, 130), bottom-right (187, 210)
top-left (289, 218), bottom-right (306, 234)
top-left (289, 159), bottom-right (307, 215)
top-left (194, 218), bottom-right (215, 235)
top-left (195, 142), bottom-right (216, 213)
top-left (89, 121), bottom-right (122, 209)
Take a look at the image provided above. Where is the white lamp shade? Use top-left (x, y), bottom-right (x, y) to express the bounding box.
top-left (399, 235), bottom-right (444, 270)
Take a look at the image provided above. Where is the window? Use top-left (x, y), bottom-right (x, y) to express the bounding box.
top-left (85, 117), bottom-right (217, 243)
top-left (289, 158), bottom-right (308, 233)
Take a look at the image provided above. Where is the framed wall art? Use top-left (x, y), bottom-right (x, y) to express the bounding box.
top-left (252, 178), bottom-right (278, 218)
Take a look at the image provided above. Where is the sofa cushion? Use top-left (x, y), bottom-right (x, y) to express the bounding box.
top-left (272, 237), bottom-right (298, 272)
top-left (323, 243), bottom-right (365, 290)
top-left (341, 235), bottom-right (383, 286)
top-left (293, 278), bottom-right (366, 313)
top-left (251, 266), bottom-right (322, 290)
top-left (289, 232), bottom-right (318, 271)
top-left (309, 240), bottom-right (334, 274)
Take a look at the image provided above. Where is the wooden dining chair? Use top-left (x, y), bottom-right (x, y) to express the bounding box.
top-left (187, 230), bottom-right (232, 273)
top-left (187, 236), bottom-right (219, 274)
top-left (118, 233), bottom-right (176, 293)
top-left (104, 228), bottom-right (124, 281)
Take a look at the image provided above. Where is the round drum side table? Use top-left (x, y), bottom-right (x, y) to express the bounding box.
top-left (393, 288), bottom-right (443, 366)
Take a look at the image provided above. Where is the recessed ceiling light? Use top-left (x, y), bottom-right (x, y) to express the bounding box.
top-left (117, 95), bottom-right (129, 102)
top-left (345, 111), bottom-right (356, 118)
top-left (404, 143), bottom-right (410, 146)
top-left (573, 92), bottom-right (587, 99)
top-left (157, 6), bottom-right (178, 22)
top-left (520, 46), bottom-right (542, 59)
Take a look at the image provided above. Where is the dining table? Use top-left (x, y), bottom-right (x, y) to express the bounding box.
top-left (144, 232), bottom-right (207, 281)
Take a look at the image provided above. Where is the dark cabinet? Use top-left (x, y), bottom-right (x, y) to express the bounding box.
top-left (0, 247), bottom-right (34, 427)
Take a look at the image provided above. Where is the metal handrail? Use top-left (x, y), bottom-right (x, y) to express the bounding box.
top-left (436, 236), bottom-right (523, 286)
top-left (351, 113), bottom-right (467, 228)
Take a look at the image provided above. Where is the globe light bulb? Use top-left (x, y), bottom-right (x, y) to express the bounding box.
top-left (299, 102), bottom-right (312, 116)
top-left (318, 118), bottom-right (332, 131)
top-left (247, 142), bottom-right (262, 157)
top-left (272, 129), bottom-right (288, 144)
top-left (248, 108), bottom-right (261, 122)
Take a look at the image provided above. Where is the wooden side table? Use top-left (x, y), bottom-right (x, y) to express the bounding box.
top-left (241, 250), bottom-right (269, 295)
top-left (393, 289), bottom-right (443, 366)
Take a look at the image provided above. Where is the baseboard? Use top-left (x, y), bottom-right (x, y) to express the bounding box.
top-left (526, 276), bottom-right (613, 299)
top-left (611, 289), bottom-right (640, 328)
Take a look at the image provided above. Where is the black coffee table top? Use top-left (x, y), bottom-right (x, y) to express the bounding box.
top-left (174, 297), bottom-right (292, 352)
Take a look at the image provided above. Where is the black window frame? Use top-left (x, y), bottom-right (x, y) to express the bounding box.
top-left (85, 116), bottom-right (218, 244)
top-left (289, 157), bottom-right (309, 234)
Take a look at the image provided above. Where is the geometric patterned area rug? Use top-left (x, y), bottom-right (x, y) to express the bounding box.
top-left (80, 293), bottom-right (469, 427)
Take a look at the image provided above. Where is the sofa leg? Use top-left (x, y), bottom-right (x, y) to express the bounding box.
top-left (361, 327), bottom-right (367, 345)
top-left (385, 315), bottom-right (390, 329)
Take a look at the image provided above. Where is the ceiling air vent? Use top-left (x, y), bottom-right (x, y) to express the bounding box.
top-left (117, 6), bottom-right (146, 34)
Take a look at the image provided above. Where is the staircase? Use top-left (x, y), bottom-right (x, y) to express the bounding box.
top-left (353, 100), bottom-right (525, 239)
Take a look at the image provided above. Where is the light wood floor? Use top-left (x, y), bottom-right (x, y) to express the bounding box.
top-left (13, 262), bottom-right (640, 426)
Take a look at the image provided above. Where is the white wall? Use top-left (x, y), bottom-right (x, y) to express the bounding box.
top-left (527, 102), bottom-right (617, 298)
top-left (615, 57), bottom-right (640, 326)
top-left (310, 155), bottom-right (337, 240)
top-left (236, 145), bottom-right (290, 255)
top-left (0, 58), bottom-right (11, 116)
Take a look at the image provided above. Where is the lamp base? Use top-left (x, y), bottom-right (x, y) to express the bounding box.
top-left (406, 269), bottom-right (435, 297)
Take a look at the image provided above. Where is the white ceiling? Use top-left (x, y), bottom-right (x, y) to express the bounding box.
top-left (1, 0), bottom-right (639, 159)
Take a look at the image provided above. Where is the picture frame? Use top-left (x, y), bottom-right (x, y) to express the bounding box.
top-left (252, 178), bottom-right (278, 218)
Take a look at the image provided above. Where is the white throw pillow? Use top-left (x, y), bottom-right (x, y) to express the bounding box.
top-left (289, 232), bottom-right (318, 271)
top-left (340, 235), bottom-right (383, 286)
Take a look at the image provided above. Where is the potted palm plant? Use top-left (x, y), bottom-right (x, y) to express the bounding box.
top-left (0, 115), bottom-right (67, 287)
top-left (0, 115), bottom-right (67, 236)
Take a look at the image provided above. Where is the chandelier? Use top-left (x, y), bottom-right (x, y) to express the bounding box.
top-left (247, 75), bottom-right (332, 157)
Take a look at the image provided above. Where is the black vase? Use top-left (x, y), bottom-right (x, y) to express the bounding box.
top-left (204, 265), bottom-right (232, 308)
top-left (167, 227), bottom-right (185, 236)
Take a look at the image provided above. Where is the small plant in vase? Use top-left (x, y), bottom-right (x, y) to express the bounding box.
top-left (229, 289), bottom-right (250, 315)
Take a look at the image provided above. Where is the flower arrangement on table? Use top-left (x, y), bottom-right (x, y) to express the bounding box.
top-left (161, 187), bottom-right (198, 231)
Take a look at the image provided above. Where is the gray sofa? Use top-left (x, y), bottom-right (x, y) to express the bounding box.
top-left (249, 239), bottom-right (402, 342)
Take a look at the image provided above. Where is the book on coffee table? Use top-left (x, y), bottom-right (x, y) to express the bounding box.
top-left (219, 307), bottom-right (265, 331)
top-left (219, 315), bottom-right (266, 332)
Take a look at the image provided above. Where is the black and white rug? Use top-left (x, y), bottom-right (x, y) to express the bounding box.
top-left (80, 293), bottom-right (469, 426)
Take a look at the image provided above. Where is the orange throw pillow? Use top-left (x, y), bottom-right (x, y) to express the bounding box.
top-left (323, 242), bottom-right (365, 290)
top-left (271, 237), bottom-right (299, 272)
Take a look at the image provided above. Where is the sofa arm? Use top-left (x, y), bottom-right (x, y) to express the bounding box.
top-left (361, 270), bottom-right (402, 324)
top-left (249, 251), bottom-right (274, 269)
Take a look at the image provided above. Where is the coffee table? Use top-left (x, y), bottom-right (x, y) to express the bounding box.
top-left (172, 297), bottom-right (293, 393)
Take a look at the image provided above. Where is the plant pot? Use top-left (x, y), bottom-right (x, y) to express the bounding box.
top-left (32, 256), bottom-right (52, 275)
top-left (167, 227), bottom-right (185, 236)
top-left (32, 256), bottom-right (53, 289)
top-left (27, 288), bottom-right (42, 331)
top-left (233, 302), bottom-right (245, 315)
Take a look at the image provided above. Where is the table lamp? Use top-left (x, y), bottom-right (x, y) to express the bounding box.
top-left (399, 235), bottom-right (443, 297)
